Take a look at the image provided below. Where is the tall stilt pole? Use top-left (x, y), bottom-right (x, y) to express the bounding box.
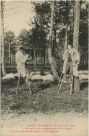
top-left (0, 1), bottom-right (5, 76)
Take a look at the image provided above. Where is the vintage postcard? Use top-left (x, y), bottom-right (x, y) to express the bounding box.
top-left (0, 0), bottom-right (88, 136)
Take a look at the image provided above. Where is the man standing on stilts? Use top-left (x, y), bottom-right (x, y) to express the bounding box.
top-left (15, 47), bottom-right (32, 94)
top-left (57, 45), bottom-right (80, 95)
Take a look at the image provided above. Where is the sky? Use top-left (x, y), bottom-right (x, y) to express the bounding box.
top-left (4, 1), bottom-right (35, 36)
top-left (3, 0), bottom-right (78, 36)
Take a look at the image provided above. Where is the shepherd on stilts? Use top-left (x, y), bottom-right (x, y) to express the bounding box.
top-left (57, 45), bottom-right (80, 95)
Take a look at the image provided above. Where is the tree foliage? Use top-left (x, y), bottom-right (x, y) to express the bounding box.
top-left (16, 1), bottom-right (88, 71)
top-left (4, 31), bottom-right (16, 54)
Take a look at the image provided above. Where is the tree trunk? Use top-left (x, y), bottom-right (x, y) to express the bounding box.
top-left (53, 28), bottom-right (56, 56)
top-left (41, 13), bottom-right (45, 69)
top-left (1, 1), bottom-right (5, 76)
top-left (73, 1), bottom-right (80, 50)
top-left (48, 2), bottom-right (59, 80)
top-left (33, 50), bottom-right (36, 68)
top-left (0, 2), bottom-right (2, 76)
top-left (43, 45), bottom-right (45, 68)
top-left (11, 53), bottom-right (13, 64)
top-left (9, 43), bottom-right (11, 64)
top-left (64, 1), bottom-right (68, 50)
top-left (64, 25), bottom-right (68, 50)
top-left (73, 1), bottom-right (80, 92)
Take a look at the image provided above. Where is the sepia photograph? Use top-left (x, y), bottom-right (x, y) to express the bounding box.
top-left (0, 0), bottom-right (88, 136)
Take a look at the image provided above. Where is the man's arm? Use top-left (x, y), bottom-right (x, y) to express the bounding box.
top-left (22, 54), bottom-right (29, 63)
top-left (73, 49), bottom-right (80, 64)
top-left (63, 50), bottom-right (67, 61)
top-left (27, 55), bottom-right (32, 60)
top-left (25, 55), bottom-right (32, 65)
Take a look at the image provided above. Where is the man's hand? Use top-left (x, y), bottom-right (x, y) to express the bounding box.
top-left (28, 56), bottom-right (32, 60)
top-left (73, 60), bottom-right (79, 65)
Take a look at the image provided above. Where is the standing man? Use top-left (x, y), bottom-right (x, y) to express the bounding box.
top-left (15, 47), bottom-right (32, 94)
top-left (61, 45), bottom-right (80, 94)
